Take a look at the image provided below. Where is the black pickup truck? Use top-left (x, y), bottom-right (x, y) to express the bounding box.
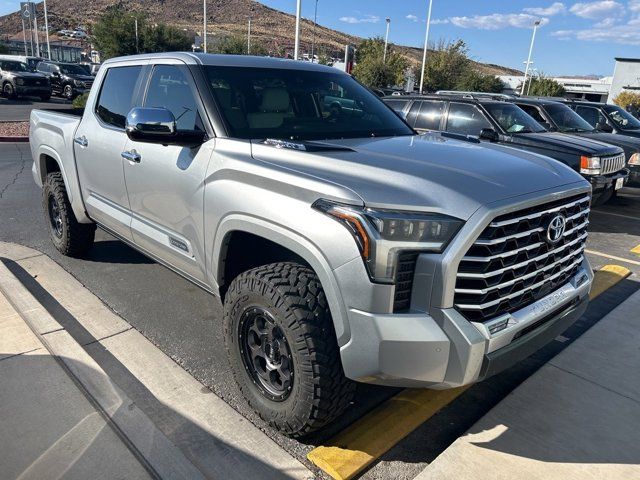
top-left (513, 97), bottom-right (640, 187)
top-left (0, 59), bottom-right (50, 100)
top-left (385, 94), bottom-right (628, 205)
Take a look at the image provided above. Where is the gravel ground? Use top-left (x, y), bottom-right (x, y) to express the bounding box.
top-left (0, 122), bottom-right (29, 138)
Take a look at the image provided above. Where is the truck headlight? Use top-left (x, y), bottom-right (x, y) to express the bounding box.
top-left (74, 79), bottom-right (85, 87)
top-left (629, 153), bottom-right (640, 166)
top-left (313, 199), bottom-right (463, 283)
top-left (580, 156), bottom-right (601, 175)
top-left (16, 78), bottom-right (25, 86)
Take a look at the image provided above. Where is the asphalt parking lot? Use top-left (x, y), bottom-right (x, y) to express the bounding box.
top-left (0, 97), bottom-right (73, 122)
top-left (1, 142), bottom-right (639, 479)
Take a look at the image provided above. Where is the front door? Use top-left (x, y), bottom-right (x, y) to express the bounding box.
top-left (75, 64), bottom-right (145, 241)
top-left (123, 63), bottom-right (212, 282)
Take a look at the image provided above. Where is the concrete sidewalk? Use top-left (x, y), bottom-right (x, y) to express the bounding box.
top-left (0, 290), bottom-right (154, 480)
top-left (416, 284), bottom-right (640, 480)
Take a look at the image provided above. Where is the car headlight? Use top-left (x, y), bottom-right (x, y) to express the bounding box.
top-left (313, 199), bottom-right (463, 282)
top-left (629, 153), bottom-right (640, 166)
top-left (74, 79), bottom-right (85, 87)
top-left (16, 78), bottom-right (25, 86)
top-left (580, 156), bottom-right (601, 175)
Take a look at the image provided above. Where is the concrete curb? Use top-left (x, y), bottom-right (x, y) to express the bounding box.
top-left (0, 242), bottom-right (313, 480)
top-left (0, 137), bottom-right (28, 143)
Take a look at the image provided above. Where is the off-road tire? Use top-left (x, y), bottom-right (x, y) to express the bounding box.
top-left (42, 172), bottom-right (95, 257)
top-left (223, 262), bottom-right (355, 437)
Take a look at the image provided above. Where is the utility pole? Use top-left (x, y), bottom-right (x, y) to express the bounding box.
top-left (33, 3), bottom-right (40, 58)
top-left (521, 19), bottom-right (541, 96)
top-left (247, 18), bottom-right (251, 55)
top-left (43, 0), bottom-right (51, 59)
top-left (311, 0), bottom-right (318, 61)
top-left (135, 18), bottom-right (139, 53)
top-left (419, 0), bottom-right (433, 93)
top-left (203, 0), bottom-right (207, 52)
top-left (21, 14), bottom-right (28, 56)
top-left (294, 0), bottom-right (302, 60)
top-left (383, 17), bottom-right (390, 62)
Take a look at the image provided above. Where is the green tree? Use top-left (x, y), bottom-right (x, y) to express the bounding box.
top-left (352, 37), bottom-right (408, 88)
top-left (141, 24), bottom-right (191, 53)
top-left (209, 34), bottom-right (267, 55)
top-left (421, 39), bottom-right (470, 92)
top-left (456, 70), bottom-right (505, 93)
top-left (613, 91), bottom-right (640, 110)
top-left (522, 75), bottom-right (565, 96)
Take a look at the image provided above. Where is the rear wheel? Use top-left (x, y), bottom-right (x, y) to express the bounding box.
top-left (3, 82), bottom-right (16, 99)
top-left (223, 262), bottom-right (355, 437)
top-left (42, 172), bottom-right (96, 257)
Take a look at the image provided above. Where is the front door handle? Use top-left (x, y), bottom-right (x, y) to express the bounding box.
top-left (121, 150), bottom-right (141, 163)
top-left (73, 135), bottom-right (88, 148)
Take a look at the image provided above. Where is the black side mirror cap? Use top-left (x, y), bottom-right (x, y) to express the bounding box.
top-left (479, 128), bottom-right (500, 142)
top-left (596, 121), bottom-right (613, 133)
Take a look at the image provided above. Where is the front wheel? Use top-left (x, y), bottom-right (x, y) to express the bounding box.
top-left (3, 82), bottom-right (16, 99)
top-left (42, 172), bottom-right (96, 256)
top-left (223, 262), bottom-right (355, 437)
top-left (63, 84), bottom-right (75, 100)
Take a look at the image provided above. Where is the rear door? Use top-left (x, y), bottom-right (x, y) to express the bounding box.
top-left (75, 63), bottom-right (146, 240)
top-left (413, 100), bottom-right (446, 133)
top-left (122, 62), bottom-right (213, 282)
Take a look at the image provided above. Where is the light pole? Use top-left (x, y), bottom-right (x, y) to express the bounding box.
top-left (134, 18), bottom-right (139, 54)
top-left (311, 0), bottom-right (318, 62)
top-left (383, 17), bottom-right (390, 62)
top-left (521, 19), bottom-right (541, 96)
top-left (294, 0), bottom-right (302, 60)
top-left (203, 0), bottom-right (207, 52)
top-left (247, 17), bottom-right (251, 54)
top-left (33, 3), bottom-right (40, 58)
top-left (419, 0), bottom-right (433, 93)
top-left (43, 0), bottom-right (51, 59)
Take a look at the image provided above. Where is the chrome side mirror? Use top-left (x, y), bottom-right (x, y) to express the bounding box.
top-left (125, 107), bottom-right (206, 147)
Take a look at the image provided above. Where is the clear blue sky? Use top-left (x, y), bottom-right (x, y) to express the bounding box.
top-left (2, 0), bottom-right (639, 76)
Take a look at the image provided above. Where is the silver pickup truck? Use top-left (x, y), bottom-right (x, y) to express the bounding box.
top-left (30, 53), bottom-right (593, 437)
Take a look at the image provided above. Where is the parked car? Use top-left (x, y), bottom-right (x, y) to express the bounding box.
top-left (30, 53), bottom-right (594, 436)
top-left (35, 61), bottom-right (94, 100)
top-left (0, 54), bottom-right (45, 71)
top-left (385, 94), bottom-right (628, 205)
top-left (562, 99), bottom-right (640, 138)
top-left (0, 59), bottom-right (50, 100)
top-left (514, 97), bottom-right (640, 187)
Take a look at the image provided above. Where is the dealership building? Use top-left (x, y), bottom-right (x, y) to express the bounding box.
top-left (609, 58), bottom-right (640, 104)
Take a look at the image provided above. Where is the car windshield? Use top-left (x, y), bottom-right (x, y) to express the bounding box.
top-left (1, 61), bottom-right (29, 72)
top-left (545, 103), bottom-right (595, 132)
top-left (483, 103), bottom-right (546, 133)
top-left (59, 64), bottom-right (87, 75)
top-left (603, 105), bottom-right (640, 130)
top-left (204, 66), bottom-right (414, 141)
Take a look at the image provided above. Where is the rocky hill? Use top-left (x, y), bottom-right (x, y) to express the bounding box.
top-left (0, 0), bottom-right (522, 75)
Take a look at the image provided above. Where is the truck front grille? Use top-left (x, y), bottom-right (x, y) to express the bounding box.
top-left (601, 153), bottom-right (625, 175)
top-left (393, 252), bottom-right (419, 312)
top-left (454, 194), bottom-right (590, 323)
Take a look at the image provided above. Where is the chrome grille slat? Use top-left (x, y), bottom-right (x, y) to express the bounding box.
top-left (601, 153), bottom-right (625, 175)
top-left (489, 196), bottom-right (590, 227)
top-left (455, 256), bottom-right (584, 310)
top-left (453, 194), bottom-right (591, 323)
top-left (458, 230), bottom-right (588, 279)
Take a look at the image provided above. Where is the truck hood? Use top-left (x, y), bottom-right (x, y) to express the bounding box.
top-left (250, 134), bottom-right (587, 220)
top-left (578, 131), bottom-right (640, 154)
top-left (510, 131), bottom-right (623, 157)
top-left (5, 71), bottom-right (47, 80)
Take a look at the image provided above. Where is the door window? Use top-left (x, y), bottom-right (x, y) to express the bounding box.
top-left (445, 103), bottom-right (491, 136)
top-left (518, 104), bottom-right (546, 123)
top-left (415, 100), bottom-right (445, 131)
top-left (405, 101), bottom-right (420, 126)
top-left (575, 106), bottom-right (605, 127)
top-left (385, 99), bottom-right (409, 116)
top-left (144, 65), bottom-right (203, 131)
top-left (95, 66), bottom-right (143, 129)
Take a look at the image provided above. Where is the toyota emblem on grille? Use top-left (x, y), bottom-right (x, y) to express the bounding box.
top-left (546, 214), bottom-right (566, 244)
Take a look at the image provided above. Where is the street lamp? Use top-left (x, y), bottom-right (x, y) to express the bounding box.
top-left (294, 0), bottom-right (302, 60)
top-left (43, 0), bottom-right (51, 59)
top-left (521, 19), bottom-right (541, 96)
top-left (311, 0), bottom-right (319, 62)
top-left (419, 0), bottom-right (434, 93)
top-left (203, 0), bottom-right (207, 52)
top-left (247, 17), bottom-right (251, 55)
top-left (383, 17), bottom-right (391, 62)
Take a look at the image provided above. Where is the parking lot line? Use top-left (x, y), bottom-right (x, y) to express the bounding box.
top-left (590, 210), bottom-right (640, 222)
top-left (585, 249), bottom-right (640, 266)
top-left (307, 386), bottom-right (468, 480)
top-left (631, 244), bottom-right (640, 256)
top-left (589, 265), bottom-right (632, 300)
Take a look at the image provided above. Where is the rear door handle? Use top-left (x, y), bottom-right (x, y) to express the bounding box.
top-left (73, 135), bottom-right (88, 147)
top-left (121, 150), bottom-right (141, 163)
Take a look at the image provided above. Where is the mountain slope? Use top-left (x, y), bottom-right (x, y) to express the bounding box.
top-left (0, 0), bottom-right (522, 75)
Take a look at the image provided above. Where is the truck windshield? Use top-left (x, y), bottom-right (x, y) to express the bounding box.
top-left (1, 61), bottom-right (29, 72)
top-left (59, 64), bottom-right (88, 75)
top-left (603, 105), bottom-right (640, 130)
top-left (545, 103), bottom-right (595, 132)
top-left (204, 66), bottom-right (413, 140)
top-left (483, 103), bottom-right (546, 134)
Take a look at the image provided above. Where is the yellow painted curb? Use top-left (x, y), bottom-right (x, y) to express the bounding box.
top-left (307, 386), bottom-right (469, 480)
top-left (631, 244), bottom-right (640, 256)
top-left (590, 265), bottom-right (632, 300)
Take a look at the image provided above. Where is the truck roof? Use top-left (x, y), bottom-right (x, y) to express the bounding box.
top-left (102, 52), bottom-right (344, 74)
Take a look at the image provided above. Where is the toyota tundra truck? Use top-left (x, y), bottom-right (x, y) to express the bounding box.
top-left (29, 53), bottom-right (594, 437)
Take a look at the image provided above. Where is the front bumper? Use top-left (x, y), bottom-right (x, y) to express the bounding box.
top-left (16, 85), bottom-right (50, 96)
top-left (628, 165), bottom-right (640, 186)
top-left (339, 259), bottom-right (592, 388)
top-left (589, 169), bottom-right (629, 193)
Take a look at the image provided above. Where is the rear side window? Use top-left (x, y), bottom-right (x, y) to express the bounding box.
top-left (575, 106), bottom-right (604, 128)
top-left (415, 100), bottom-right (445, 131)
top-left (518, 104), bottom-right (545, 123)
top-left (37, 63), bottom-right (49, 73)
top-left (385, 99), bottom-right (409, 116)
top-left (445, 103), bottom-right (491, 136)
top-left (95, 66), bottom-right (143, 129)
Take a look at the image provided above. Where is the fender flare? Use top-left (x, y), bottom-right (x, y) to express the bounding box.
top-left (212, 214), bottom-right (352, 346)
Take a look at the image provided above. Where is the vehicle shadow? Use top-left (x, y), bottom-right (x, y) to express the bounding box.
top-left (82, 239), bottom-right (154, 265)
top-left (589, 188), bottom-right (640, 236)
